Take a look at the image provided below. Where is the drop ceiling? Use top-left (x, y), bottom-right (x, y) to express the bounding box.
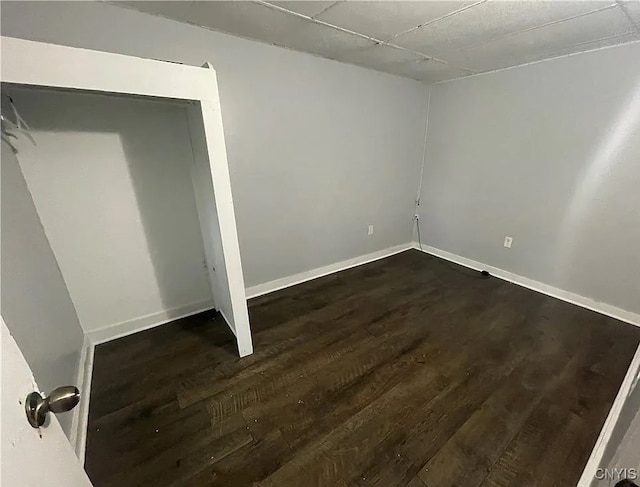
top-left (117, 1), bottom-right (640, 83)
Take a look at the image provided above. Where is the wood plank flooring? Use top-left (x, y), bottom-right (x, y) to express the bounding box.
top-left (85, 250), bottom-right (640, 486)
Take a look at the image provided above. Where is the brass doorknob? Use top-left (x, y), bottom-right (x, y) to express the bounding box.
top-left (25, 386), bottom-right (80, 428)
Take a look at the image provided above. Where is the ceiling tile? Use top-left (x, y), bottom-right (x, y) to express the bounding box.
top-left (315, 1), bottom-right (475, 42)
top-left (186, 1), bottom-right (297, 36)
top-left (393, 59), bottom-right (472, 82)
top-left (540, 32), bottom-right (640, 59)
top-left (442, 7), bottom-right (636, 71)
top-left (266, 1), bottom-right (336, 18)
top-left (115, 0), bottom-right (638, 84)
top-left (170, 1), bottom-right (375, 59)
top-left (393, 1), bottom-right (615, 58)
top-left (620, 1), bottom-right (640, 26)
top-left (336, 43), bottom-right (426, 72)
top-left (119, 1), bottom-right (374, 61)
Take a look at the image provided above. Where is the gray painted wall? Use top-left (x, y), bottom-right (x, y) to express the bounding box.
top-left (1, 141), bottom-right (84, 437)
top-left (1, 1), bottom-right (427, 289)
top-left (418, 42), bottom-right (640, 316)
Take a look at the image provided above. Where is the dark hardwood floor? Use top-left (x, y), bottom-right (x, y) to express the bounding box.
top-left (85, 250), bottom-right (640, 486)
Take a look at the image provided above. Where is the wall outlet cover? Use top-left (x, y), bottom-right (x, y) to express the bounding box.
top-left (504, 236), bottom-right (513, 248)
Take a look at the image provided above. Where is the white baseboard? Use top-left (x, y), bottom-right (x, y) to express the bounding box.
top-left (577, 344), bottom-right (640, 486)
top-left (70, 334), bottom-right (94, 465)
top-left (245, 243), bottom-right (414, 299)
top-left (86, 299), bottom-right (216, 345)
top-left (412, 242), bottom-right (640, 328)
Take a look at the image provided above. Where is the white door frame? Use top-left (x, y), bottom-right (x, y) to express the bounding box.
top-left (1, 36), bottom-right (253, 358)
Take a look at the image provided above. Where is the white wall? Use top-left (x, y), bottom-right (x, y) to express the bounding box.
top-left (0, 1), bottom-right (428, 289)
top-left (418, 42), bottom-right (640, 317)
top-left (1, 140), bottom-right (84, 436)
top-left (8, 89), bottom-right (213, 334)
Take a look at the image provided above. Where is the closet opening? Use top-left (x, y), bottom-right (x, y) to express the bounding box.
top-left (6, 86), bottom-right (220, 329)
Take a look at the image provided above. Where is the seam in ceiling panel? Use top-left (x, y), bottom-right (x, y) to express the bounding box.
top-left (617, 0), bottom-right (640, 32)
top-left (111, 1), bottom-right (640, 83)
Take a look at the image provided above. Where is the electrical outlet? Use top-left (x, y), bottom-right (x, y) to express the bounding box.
top-left (504, 236), bottom-right (513, 248)
top-left (368, 225), bottom-right (374, 236)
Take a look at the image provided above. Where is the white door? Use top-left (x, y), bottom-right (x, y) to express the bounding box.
top-left (1, 318), bottom-right (92, 486)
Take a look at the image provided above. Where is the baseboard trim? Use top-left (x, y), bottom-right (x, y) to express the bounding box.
top-left (87, 300), bottom-right (216, 345)
top-left (577, 343), bottom-right (640, 486)
top-left (70, 334), bottom-right (94, 465)
top-left (412, 242), bottom-right (640, 328)
top-left (245, 243), bottom-right (414, 299)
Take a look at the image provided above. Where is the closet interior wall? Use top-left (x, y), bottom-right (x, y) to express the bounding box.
top-left (6, 87), bottom-right (216, 340)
